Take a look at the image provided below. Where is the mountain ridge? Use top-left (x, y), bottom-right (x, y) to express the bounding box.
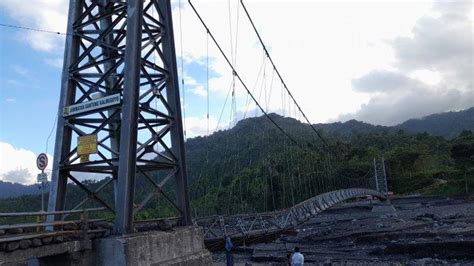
top-left (1, 107), bottom-right (472, 199)
top-left (0, 181), bottom-right (41, 199)
top-left (396, 107), bottom-right (474, 138)
top-left (312, 107), bottom-right (473, 139)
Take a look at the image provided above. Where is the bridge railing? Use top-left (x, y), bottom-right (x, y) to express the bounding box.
top-left (0, 208), bottom-right (111, 253)
top-left (195, 188), bottom-right (387, 250)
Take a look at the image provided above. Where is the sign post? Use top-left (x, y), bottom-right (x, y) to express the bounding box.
top-left (36, 153), bottom-right (48, 211)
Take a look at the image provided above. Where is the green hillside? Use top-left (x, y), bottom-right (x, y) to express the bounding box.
top-left (396, 107), bottom-right (474, 139)
top-left (1, 113), bottom-right (472, 219)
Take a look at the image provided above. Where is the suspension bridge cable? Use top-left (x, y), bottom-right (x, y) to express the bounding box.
top-left (233, 1), bottom-right (241, 69)
top-left (227, 0), bottom-right (237, 127)
top-left (232, 0), bottom-right (241, 126)
top-left (227, 0), bottom-right (234, 66)
top-left (239, 0), bottom-right (329, 147)
top-left (0, 23), bottom-right (69, 36)
top-left (0, 23), bottom-right (64, 155)
top-left (267, 69), bottom-right (275, 110)
top-left (243, 52), bottom-right (266, 118)
top-left (215, 81), bottom-right (233, 131)
top-left (188, 0), bottom-right (297, 145)
top-left (206, 32), bottom-right (210, 135)
top-left (178, 0), bottom-right (187, 139)
top-left (45, 111), bottom-right (59, 155)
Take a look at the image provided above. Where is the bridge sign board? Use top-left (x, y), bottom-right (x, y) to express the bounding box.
top-left (63, 93), bottom-right (121, 118)
top-left (36, 153), bottom-right (48, 171)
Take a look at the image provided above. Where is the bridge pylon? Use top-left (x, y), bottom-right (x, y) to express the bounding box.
top-left (48, 0), bottom-right (190, 235)
top-left (373, 157), bottom-right (389, 196)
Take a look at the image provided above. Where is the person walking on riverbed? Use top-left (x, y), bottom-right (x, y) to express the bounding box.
top-left (225, 236), bottom-right (234, 266)
top-left (291, 247), bottom-right (304, 266)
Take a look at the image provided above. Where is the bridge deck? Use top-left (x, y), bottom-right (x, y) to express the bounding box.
top-left (0, 188), bottom-right (385, 263)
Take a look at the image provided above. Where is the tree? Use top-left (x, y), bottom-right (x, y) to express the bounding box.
top-left (451, 131), bottom-right (474, 194)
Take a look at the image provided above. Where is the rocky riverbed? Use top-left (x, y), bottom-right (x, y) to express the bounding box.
top-left (213, 196), bottom-right (474, 265)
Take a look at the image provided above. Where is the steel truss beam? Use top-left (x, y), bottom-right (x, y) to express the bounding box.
top-left (48, 0), bottom-right (190, 234)
top-left (195, 188), bottom-right (386, 243)
top-left (374, 158), bottom-right (388, 196)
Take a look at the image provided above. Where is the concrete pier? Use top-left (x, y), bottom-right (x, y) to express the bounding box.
top-left (92, 226), bottom-right (212, 266)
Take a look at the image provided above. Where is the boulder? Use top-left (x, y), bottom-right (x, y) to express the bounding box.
top-left (6, 241), bottom-right (20, 252)
top-left (32, 238), bottom-right (43, 247)
top-left (19, 239), bottom-right (31, 249)
top-left (42, 237), bottom-right (53, 244)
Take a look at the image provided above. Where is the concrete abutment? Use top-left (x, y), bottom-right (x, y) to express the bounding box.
top-left (35, 226), bottom-right (212, 266)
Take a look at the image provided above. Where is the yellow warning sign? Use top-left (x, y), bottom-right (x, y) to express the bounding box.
top-left (80, 154), bottom-right (90, 163)
top-left (77, 134), bottom-right (97, 156)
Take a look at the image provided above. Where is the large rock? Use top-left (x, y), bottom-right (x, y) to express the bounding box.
top-left (32, 238), bottom-right (43, 247)
top-left (41, 237), bottom-right (53, 245)
top-left (6, 241), bottom-right (20, 252)
top-left (19, 240), bottom-right (32, 249)
top-left (53, 236), bottom-right (64, 243)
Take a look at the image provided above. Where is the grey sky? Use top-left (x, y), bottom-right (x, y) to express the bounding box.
top-left (338, 0), bottom-right (473, 126)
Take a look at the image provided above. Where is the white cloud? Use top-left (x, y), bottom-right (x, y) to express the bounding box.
top-left (183, 72), bottom-right (198, 86)
top-left (391, 2), bottom-right (473, 90)
top-left (190, 85), bottom-right (208, 97)
top-left (337, 0), bottom-right (473, 125)
top-left (185, 115), bottom-right (218, 137)
top-left (12, 65), bottom-right (29, 77)
top-left (174, 0), bottom-right (436, 124)
top-left (339, 70), bottom-right (474, 125)
top-left (0, 0), bottom-right (68, 52)
top-left (5, 98), bottom-right (15, 102)
top-left (408, 69), bottom-right (441, 86)
top-left (6, 79), bottom-right (21, 86)
top-left (0, 142), bottom-right (53, 185)
top-left (351, 70), bottom-right (422, 93)
top-left (3, 0), bottom-right (467, 133)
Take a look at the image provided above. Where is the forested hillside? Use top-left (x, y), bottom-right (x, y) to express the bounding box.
top-left (1, 111), bottom-right (473, 218)
top-left (312, 107), bottom-right (474, 139)
top-left (0, 181), bottom-right (40, 199)
top-left (396, 107), bottom-right (474, 139)
top-left (0, 114), bottom-right (474, 218)
top-left (187, 114), bottom-right (473, 216)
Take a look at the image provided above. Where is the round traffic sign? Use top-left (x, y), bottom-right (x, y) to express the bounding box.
top-left (36, 153), bottom-right (48, 171)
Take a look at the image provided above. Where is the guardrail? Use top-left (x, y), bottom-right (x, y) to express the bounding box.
top-left (0, 188), bottom-right (387, 252)
top-left (194, 188), bottom-right (387, 250)
top-left (0, 208), bottom-right (110, 253)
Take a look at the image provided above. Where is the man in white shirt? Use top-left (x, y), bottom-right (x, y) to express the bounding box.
top-left (291, 246), bottom-right (304, 266)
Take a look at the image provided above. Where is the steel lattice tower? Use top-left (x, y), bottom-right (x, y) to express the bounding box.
top-left (373, 158), bottom-right (388, 196)
top-left (47, 0), bottom-right (190, 234)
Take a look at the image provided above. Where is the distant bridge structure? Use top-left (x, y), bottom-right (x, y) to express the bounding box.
top-left (196, 188), bottom-right (386, 249)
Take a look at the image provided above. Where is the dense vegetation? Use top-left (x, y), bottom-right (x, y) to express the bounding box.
top-left (0, 181), bottom-right (41, 199)
top-left (1, 110), bottom-right (473, 221)
top-left (397, 107), bottom-right (474, 139)
top-left (187, 114), bottom-right (474, 216)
